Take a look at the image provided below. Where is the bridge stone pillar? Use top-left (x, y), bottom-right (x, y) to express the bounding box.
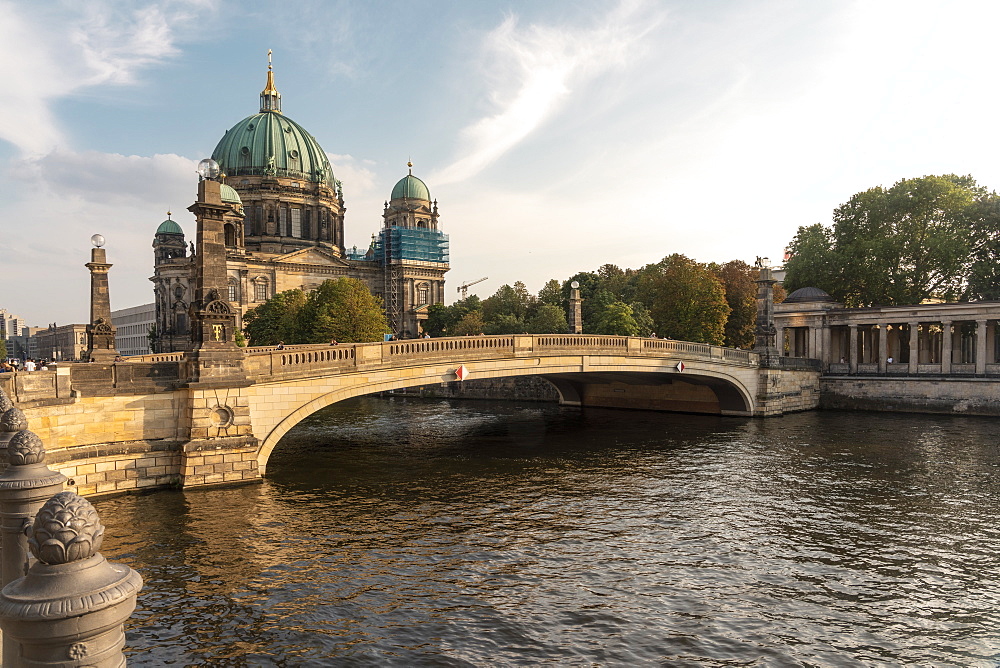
top-left (941, 320), bottom-right (953, 374)
top-left (908, 322), bottom-right (919, 374)
top-left (177, 175), bottom-right (261, 489)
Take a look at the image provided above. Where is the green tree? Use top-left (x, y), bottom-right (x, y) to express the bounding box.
top-left (451, 310), bottom-right (485, 336)
top-left (784, 175), bottom-right (993, 306)
top-left (0, 337), bottom-right (7, 360)
top-left (965, 197), bottom-right (1000, 299)
top-left (297, 278), bottom-right (387, 343)
top-left (592, 301), bottom-right (640, 336)
top-left (483, 282), bottom-right (533, 323)
top-left (243, 289), bottom-right (307, 345)
top-left (629, 302), bottom-right (655, 336)
top-left (635, 254), bottom-right (730, 344)
top-left (711, 260), bottom-right (757, 349)
top-left (537, 279), bottom-right (563, 307)
top-left (485, 313), bottom-right (523, 334)
top-left (423, 296), bottom-right (482, 336)
top-left (525, 303), bottom-right (568, 333)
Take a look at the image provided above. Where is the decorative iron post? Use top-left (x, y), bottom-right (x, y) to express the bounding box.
top-left (0, 430), bottom-right (68, 665)
top-left (753, 263), bottom-right (781, 367)
top-left (0, 491), bottom-right (143, 667)
top-left (568, 280), bottom-right (583, 334)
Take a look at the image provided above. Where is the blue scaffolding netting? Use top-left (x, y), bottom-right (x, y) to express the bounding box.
top-left (374, 227), bottom-right (449, 263)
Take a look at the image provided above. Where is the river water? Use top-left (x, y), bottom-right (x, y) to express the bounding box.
top-left (93, 397), bottom-right (1000, 666)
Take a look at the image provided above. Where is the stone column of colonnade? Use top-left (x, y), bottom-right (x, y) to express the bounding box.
top-left (941, 320), bottom-right (953, 374)
top-left (907, 322), bottom-right (919, 374)
top-left (878, 325), bottom-right (888, 374)
top-left (849, 325), bottom-right (858, 374)
top-left (976, 319), bottom-right (988, 375)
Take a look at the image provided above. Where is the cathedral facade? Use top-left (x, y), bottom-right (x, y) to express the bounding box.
top-left (150, 61), bottom-right (449, 351)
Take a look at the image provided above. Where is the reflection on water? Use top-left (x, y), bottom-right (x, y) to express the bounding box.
top-left (95, 398), bottom-right (1000, 666)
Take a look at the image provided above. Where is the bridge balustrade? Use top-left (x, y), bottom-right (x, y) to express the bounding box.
top-left (236, 335), bottom-right (760, 382)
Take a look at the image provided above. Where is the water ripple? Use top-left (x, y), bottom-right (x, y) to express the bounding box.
top-left (94, 400), bottom-right (1000, 666)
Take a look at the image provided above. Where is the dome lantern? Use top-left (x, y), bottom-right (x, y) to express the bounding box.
top-left (260, 49), bottom-right (281, 113)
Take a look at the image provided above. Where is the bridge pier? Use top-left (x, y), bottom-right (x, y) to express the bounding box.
top-left (179, 385), bottom-right (260, 487)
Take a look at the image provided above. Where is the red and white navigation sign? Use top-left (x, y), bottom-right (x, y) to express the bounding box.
top-left (455, 364), bottom-right (469, 381)
top-left (675, 361), bottom-right (685, 372)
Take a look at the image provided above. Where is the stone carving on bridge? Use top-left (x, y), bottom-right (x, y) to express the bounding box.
top-left (91, 317), bottom-right (113, 335)
top-left (210, 406), bottom-right (235, 428)
top-left (207, 299), bottom-right (232, 314)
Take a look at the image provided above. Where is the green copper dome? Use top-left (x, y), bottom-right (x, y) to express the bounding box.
top-left (156, 218), bottom-right (184, 235)
top-left (212, 111), bottom-right (336, 188)
top-left (220, 183), bottom-right (242, 204)
top-left (391, 173), bottom-right (430, 201)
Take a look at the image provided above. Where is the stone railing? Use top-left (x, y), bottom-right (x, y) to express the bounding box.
top-left (125, 352), bottom-right (185, 363)
top-left (242, 335), bottom-right (760, 382)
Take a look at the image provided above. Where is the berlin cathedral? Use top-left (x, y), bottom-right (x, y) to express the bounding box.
top-left (151, 58), bottom-right (449, 351)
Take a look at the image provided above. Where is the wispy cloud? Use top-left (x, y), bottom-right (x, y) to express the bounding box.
top-left (432, 0), bottom-right (662, 186)
top-left (327, 153), bottom-right (378, 197)
top-left (0, 0), bottom-right (214, 156)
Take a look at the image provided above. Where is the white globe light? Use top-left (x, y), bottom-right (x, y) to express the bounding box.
top-left (197, 158), bottom-right (221, 180)
top-left (91, 234), bottom-right (105, 248)
top-left (570, 280), bottom-right (580, 289)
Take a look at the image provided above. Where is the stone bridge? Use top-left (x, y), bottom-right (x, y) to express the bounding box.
top-left (0, 335), bottom-right (820, 497)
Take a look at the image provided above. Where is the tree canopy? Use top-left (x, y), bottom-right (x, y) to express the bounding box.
top-left (243, 278), bottom-right (387, 345)
top-left (635, 254), bottom-right (730, 344)
top-left (783, 174), bottom-right (1000, 306)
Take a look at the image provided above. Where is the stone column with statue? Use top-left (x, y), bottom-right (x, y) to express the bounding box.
top-left (753, 258), bottom-right (781, 367)
top-left (85, 234), bottom-right (120, 363)
top-left (568, 281), bottom-right (583, 334)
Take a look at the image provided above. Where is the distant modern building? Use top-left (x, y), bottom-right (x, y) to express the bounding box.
top-left (1, 309), bottom-right (30, 359)
top-left (34, 324), bottom-right (88, 362)
top-left (150, 57), bottom-right (449, 351)
top-left (112, 303), bottom-right (155, 356)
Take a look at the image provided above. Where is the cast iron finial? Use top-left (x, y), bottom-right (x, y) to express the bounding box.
top-left (28, 491), bottom-right (105, 565)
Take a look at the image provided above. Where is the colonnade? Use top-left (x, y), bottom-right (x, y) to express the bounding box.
top-left (775, 318), bottom-right (999, 375)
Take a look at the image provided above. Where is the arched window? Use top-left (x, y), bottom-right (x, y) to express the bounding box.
top-left (224, 223), bottom-right (237, 247)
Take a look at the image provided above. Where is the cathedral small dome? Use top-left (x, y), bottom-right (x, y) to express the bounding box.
top-left (156, 218), bottom-right (184, 236)
top-left (391, 174), bottom-right (430, 201)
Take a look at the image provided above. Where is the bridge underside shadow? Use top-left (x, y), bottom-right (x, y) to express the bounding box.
top-left (539, 371), bottom-right (752, 416)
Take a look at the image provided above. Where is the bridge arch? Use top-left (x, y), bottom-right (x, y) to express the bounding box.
top-left (251, 359), bottom-right (757, 474)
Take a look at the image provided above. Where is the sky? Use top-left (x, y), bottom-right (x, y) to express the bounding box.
top-left (3, 0), bottom-right (1000, 327)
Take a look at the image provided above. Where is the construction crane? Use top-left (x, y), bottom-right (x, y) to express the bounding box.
top-left (457, 277), bottom-right (488, 300)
